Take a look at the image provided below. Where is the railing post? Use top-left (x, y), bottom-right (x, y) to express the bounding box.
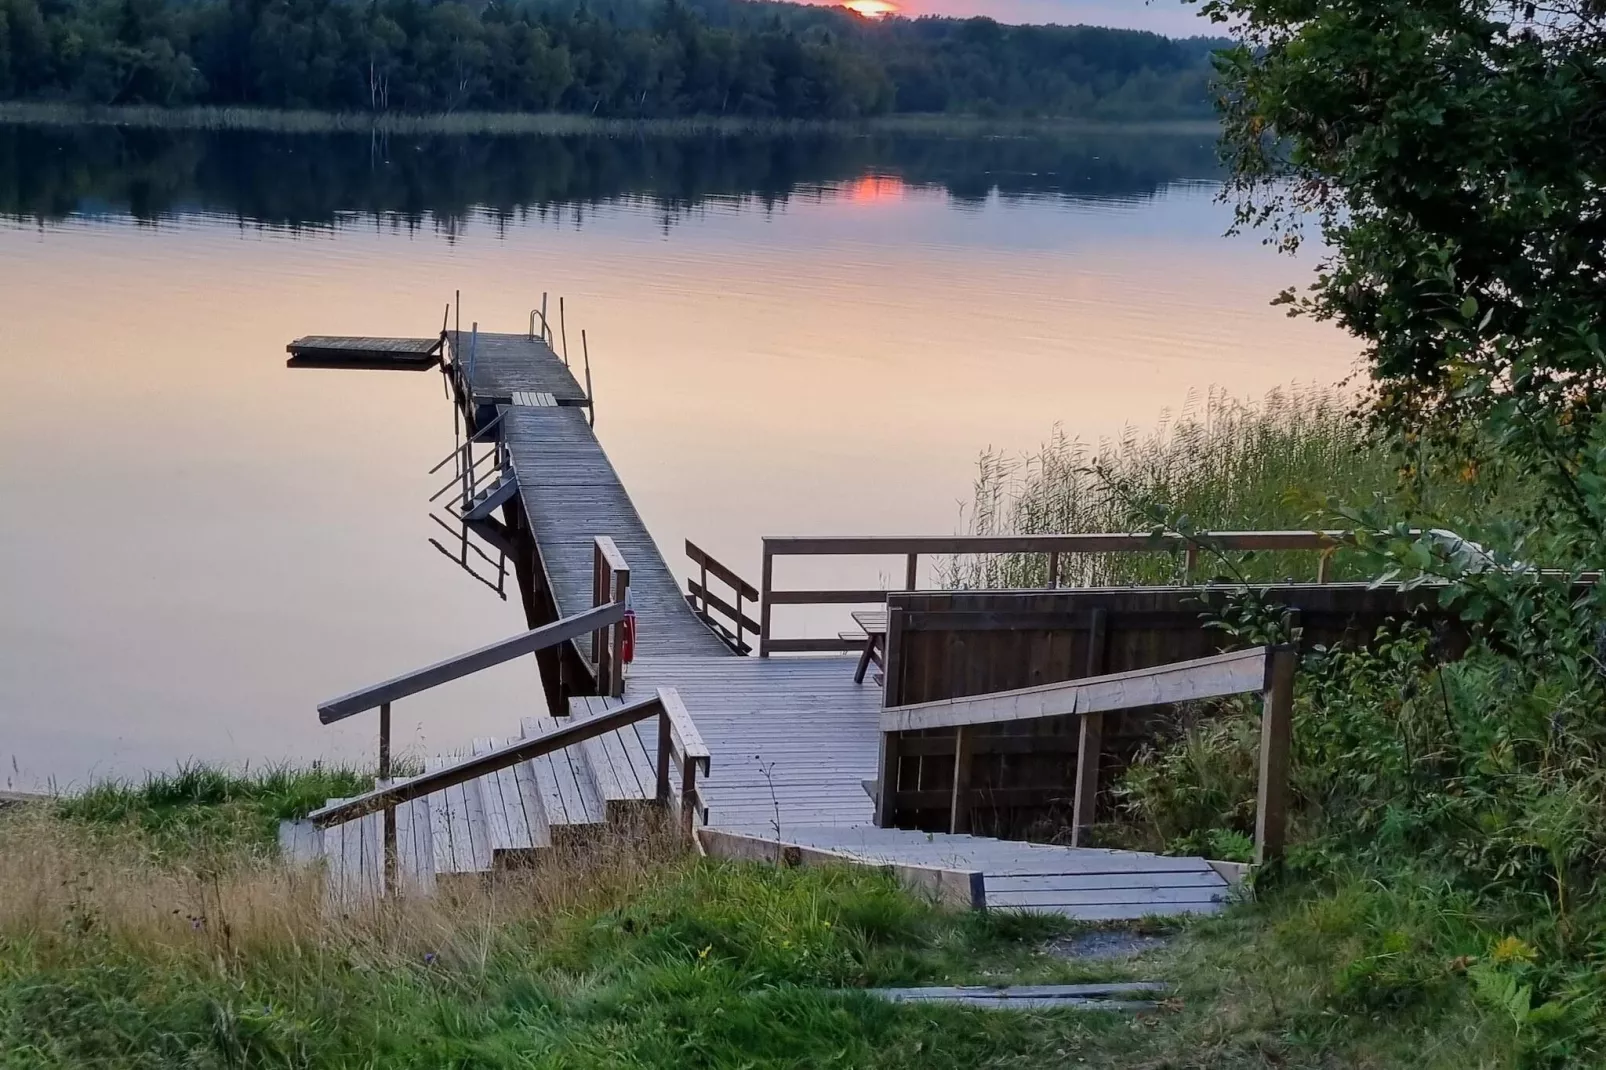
top-left (378, 701), bottom-right (397, 896)
top-left (655, 704), bottom-right (672, 806)
top-left (758, 543), bottom-right (774, 657)
top-left (1317, 549), bottom-right (1333, 584)
top-left (734, 591), bottom-right (744, 651)
top-left (681, 751), bottom-right (699, 838)
top-left (905, 553), bottom-right (919, 591)
top-left (610, 565), bottom-right (630, 698)
top-left (1047, 551), bottom-right (1060, 589)
top-left (1070, 608), bottom-right (1107, 847)
top-left (948, 725), bottom-right (973, 834)
top-left (1254, 646), bottom-right (1297, 865)
top-left (1183, 544), bottom-right (1199, 584)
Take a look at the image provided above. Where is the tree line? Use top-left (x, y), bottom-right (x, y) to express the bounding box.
top-left (0, 0), bottom-right (1223, 119)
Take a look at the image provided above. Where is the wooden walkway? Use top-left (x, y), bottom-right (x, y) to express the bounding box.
top-left (288, 320), bottom-right (1238, 923)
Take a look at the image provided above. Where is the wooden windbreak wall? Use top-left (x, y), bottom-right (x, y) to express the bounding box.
top-left (879, 584), bottom-right (1460, 837)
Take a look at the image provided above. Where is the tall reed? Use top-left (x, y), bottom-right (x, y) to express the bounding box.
top-left (941, 385), bottom-right (1397, 588)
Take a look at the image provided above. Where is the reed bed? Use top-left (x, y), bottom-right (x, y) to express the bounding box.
top-left (940, 385), bottom-right (1399, 588)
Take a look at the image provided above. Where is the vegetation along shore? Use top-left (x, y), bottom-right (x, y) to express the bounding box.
top-left (0, 0), bottom-right (1221, 121)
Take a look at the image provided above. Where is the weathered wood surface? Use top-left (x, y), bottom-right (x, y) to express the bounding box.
top-left (606, 655), bottom-right (885, 833)
top-left (881, 647), bottom-right (1271, 733)
top-left (735, 824), bottom-right (1231, 920)
top-left (450, 332), bottom-right (588, 403)
top-left (287, 336), bottom-right (441, 368)
top-left (502, 405), bottom-right (729, 658)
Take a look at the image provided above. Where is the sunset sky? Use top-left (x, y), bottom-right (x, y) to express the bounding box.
top-left (801, 0), bottom-right (1215, 35)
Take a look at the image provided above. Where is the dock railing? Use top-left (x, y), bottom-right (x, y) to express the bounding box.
top-left (757, 531), bottom-right (1355, 656)
top-left (878, 645), bottom-right (1297, 865)
top-left (685, 540), bottom-right (760, 655)
top-left (592, 537), bottom-right (631, 697)
top-left (309, 686), bottom-right (711, 839)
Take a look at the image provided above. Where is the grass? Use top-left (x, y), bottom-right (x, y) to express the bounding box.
top-left (0, 100), bottom-right (1221, 138)
top-left (0, 764), bottom-right (1544, 1068)
top-left (941, 384), bottom-right (1524, 589)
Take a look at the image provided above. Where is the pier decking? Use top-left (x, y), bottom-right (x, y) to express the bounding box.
top-left (290, 318), bottom-right (1245, 921)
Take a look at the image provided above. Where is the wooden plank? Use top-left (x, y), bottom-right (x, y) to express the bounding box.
top-left (1071, 608), bottom-right (1107, 847)
top-left (687, 580), bottom-right (762, 636)
top-left (761, 532), bottom-right (1354, 557)
top-left (1255, 647), bottom-right (1297, 865)
top-left (697, 828), bottom-right (985, 909)
top-left (882, 647), bottom-right (1271, 733)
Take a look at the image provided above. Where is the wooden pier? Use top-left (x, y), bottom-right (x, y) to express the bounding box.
top-left (285, 313), bottom-right (1461, 921)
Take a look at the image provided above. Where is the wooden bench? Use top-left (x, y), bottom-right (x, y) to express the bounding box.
top-left (844, 609), bottom-right (888, 685)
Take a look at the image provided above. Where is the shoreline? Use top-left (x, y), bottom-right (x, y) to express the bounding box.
top-left (0, 102), bottom-right (1220, 139)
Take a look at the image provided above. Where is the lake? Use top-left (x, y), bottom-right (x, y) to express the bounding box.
top-left (0, 123), bottom-right (1357, 789)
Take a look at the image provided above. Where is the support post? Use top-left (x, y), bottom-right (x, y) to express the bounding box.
top-left (1182, 544), bottom-right (1199, 583)
top-left (1047, 551), bottom-right (1060, 589)
top-left (948, 725), bottom-right (974, 834)
top-left (610, 566), bottom-right (629, 698)
top-left (681, 753), bottom-right (699, 838)
top-left (379, 701), bottom-right (397, 896)
top-left (1070, 608), bottom-right (1107, 847)
top-left (758, 544), bottom-right (774, 657)
top-left (905, 553), bottom-right (919, 591)
top-left (1317, 550), bottom-right (1333, 584)
top-left (655, 705), bottom-right (672, 806)
top-left (874, 606), bottom-right (906, 826)
top-left (1254, 646), bottom-right (1297, 865)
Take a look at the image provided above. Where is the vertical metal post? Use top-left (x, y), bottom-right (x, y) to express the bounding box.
top-left (1254, 646), bottom-right (1297, 865)
top-left (758, 543), bottom-right (774, 657)
top-left (1070, 608), bottom-right (1107, 847)
top-left (378, 702), bottom-right (397, 897)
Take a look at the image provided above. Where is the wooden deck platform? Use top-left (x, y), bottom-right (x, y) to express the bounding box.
top-left (286, 335), bottom-right (442, 369)
top-left (288, 316), bottom-right (1240, 923)
top-left (450, 331), bottom-right (589, 403)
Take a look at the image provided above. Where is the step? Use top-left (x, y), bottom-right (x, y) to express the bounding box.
top-left (425, 753), bottom-right (494, 875)
top-left (570, 696), bottom-right (660, 818)
top-left (321, 793), bottom-right (435, 907)
top-left (473, 737), bottom-right (550, 859)
top-left (520, 715), bottom-right (608, 840)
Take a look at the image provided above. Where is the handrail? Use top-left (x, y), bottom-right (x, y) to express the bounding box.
top-left (757, 529), bottom-right (1410, 656)
top-left (874, 645), bottom-right (1297, 865)
top-left (686, 540), bottom-right (760, 654)
top-left (318, 601), bottom-right (625, 724)
top-left (880, 646), bottom-right (1273, 733)
top-left (309, 687), bottom-right (709, 831)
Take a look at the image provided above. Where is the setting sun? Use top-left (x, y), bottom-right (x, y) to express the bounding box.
top-left (842, 0), bottom-right (898, 18)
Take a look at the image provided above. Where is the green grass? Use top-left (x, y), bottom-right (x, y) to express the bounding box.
top-left (0, 769), bottom-right (1556, 1068)
top-left (54, 762), bottom-right (370, 856)
top-left (0, 100), bottom-right (1221, 138)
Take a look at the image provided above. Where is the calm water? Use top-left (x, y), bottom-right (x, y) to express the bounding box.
top-left (0, 125), bottom-right (1357, 789)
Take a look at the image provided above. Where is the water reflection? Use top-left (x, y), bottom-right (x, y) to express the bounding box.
top-left (0, 124), bottom-right (1221, 229)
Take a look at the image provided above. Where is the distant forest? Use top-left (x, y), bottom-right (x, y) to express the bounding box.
top-left (0, 0), bottom-right (1224, 119)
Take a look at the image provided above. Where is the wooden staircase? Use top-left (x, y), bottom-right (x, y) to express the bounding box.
top-left (285, 709), bottom-right (670, 901)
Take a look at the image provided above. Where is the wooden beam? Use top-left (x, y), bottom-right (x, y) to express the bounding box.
top-left (949, 725), bottom-right (975, 834)
top-left (318, 601), bottom-right (625, 723)
top-left (882, 646), bottom-right (1271, 733)
top-left (697, 828), bottom-right (986, 910)
top-left (1070, 608), bottom-right (1107, 847)
top-left (1254, 647), bottom-right (1297, 865)
top-left (766, 589), bottom-right (895, 605)
top-left (685, 540), bottom-right (760, 602)
top-left (761, 531), bottom-right (1356, 557)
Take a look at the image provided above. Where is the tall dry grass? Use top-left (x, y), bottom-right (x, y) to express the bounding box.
top-left (0, 803), bottom-right (683, 974)
top-left (940, 385), bottom-right (1397, 588)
